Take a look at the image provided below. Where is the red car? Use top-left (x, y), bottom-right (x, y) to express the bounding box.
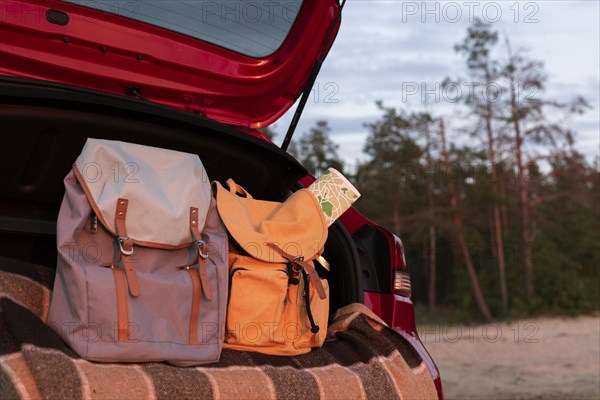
top-left (0, 0), bottom-right (441, 397)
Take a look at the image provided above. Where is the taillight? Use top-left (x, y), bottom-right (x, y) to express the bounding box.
top-left (392, 234), bottom-right (412, 297)
top-left (394, 270), bottom-right (412, 297)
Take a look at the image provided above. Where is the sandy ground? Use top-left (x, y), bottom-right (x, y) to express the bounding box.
top-left (421, 315), bottom-right (600, 400)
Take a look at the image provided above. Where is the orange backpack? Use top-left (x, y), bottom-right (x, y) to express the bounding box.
top-left (213, 179), bottom-right (329, 355)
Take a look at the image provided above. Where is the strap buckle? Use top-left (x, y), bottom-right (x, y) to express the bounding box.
top-left (197, 240), bottom-right (209, 259)
top-left (289, 255), bottom-right (304, 275)
top-left (118, 236), bottom-right (134, 256)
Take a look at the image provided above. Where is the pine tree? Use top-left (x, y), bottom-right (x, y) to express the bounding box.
top-left (295, 120), bottom-right (344, 176)
top-left (500, 37), bottom-right (589, 299)
top-left (454, 18), bottom-right (509, 315)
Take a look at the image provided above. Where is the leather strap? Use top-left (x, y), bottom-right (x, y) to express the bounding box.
top-left (111, 266), bottom-right (130, 341)
top-left (198, 258), bottom-right (213, 301)
top-left (189, 207), bottom-right (202, 243)
top-left (190, 207), bottom-right (213, 301)
top-left (115, 198), bottom-right (132, 251)
top-left (266, 243), bottom-right (327, 300)
top-left (115, 198), bottom-right (140, 297)
top-left (186, 267), bottom-right (202, 344)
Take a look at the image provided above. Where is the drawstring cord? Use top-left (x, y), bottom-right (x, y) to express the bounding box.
top-left (301, 269), bottom-right (320, 334)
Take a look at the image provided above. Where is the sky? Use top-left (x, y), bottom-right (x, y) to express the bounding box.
top-left (275, 0), bottom-right (600, 169)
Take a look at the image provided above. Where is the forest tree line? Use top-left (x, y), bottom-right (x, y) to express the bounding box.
top-left (266, 20), bottom-right (599, 322)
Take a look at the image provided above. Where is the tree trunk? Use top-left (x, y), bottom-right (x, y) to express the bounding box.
top-left (424, 123), bottom-right (437, 311)
top-left (489, 217), bottom-right (497, 258)
top-left (493, 206), bottom-right (509, 315)
top-left (392, 201), bottom-right (401, 236)
top-left (440, 118), bottom-right (493, 321)
top-left (515, 131), bottom-right (534, 298)
top-left (428, 224), bottom-right (437, 310)
top-left (484, 84), bottom-right (509, 316)
top-left (507, 40), bottom-right (535, 298)
top-left (499, 163), bottom-right (509, 230)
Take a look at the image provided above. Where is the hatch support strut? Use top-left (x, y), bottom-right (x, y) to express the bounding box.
top-left (280, 0), bottom-right (346, 152)
top-left (281, 60), bottom-right (322, 151)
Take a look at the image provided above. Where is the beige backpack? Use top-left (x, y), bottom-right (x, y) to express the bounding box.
top-left (47, 138), bottom-right (229, 366)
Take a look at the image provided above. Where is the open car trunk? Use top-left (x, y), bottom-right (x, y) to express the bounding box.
top-left (0, 76), bottom-right (363, 315)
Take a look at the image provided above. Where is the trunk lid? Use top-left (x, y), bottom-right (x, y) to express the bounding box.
top-left (0, 0), bottom-right (341, 128)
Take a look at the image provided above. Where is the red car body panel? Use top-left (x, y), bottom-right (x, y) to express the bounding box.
top-left (1, 0), bottom-right (442, 397)
top-left (0, 0), bottom-right (339, 128)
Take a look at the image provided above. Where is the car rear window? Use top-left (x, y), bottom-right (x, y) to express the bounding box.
top-left (61, 0), bottom-right (302, 57)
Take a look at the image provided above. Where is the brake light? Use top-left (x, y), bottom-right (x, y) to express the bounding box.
top-left (394, 270), bottom-right (412, 297)
top-left (392, 234), bottom-right (411, 297)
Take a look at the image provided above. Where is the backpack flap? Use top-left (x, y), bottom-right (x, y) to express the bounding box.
top-left (213, 179), bottom-right (328, 263)
top-left (73, 138), bottom-right (212, 248)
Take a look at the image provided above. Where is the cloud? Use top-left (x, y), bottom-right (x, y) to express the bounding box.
top-left (278, 1), bottom-right (599, 163)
